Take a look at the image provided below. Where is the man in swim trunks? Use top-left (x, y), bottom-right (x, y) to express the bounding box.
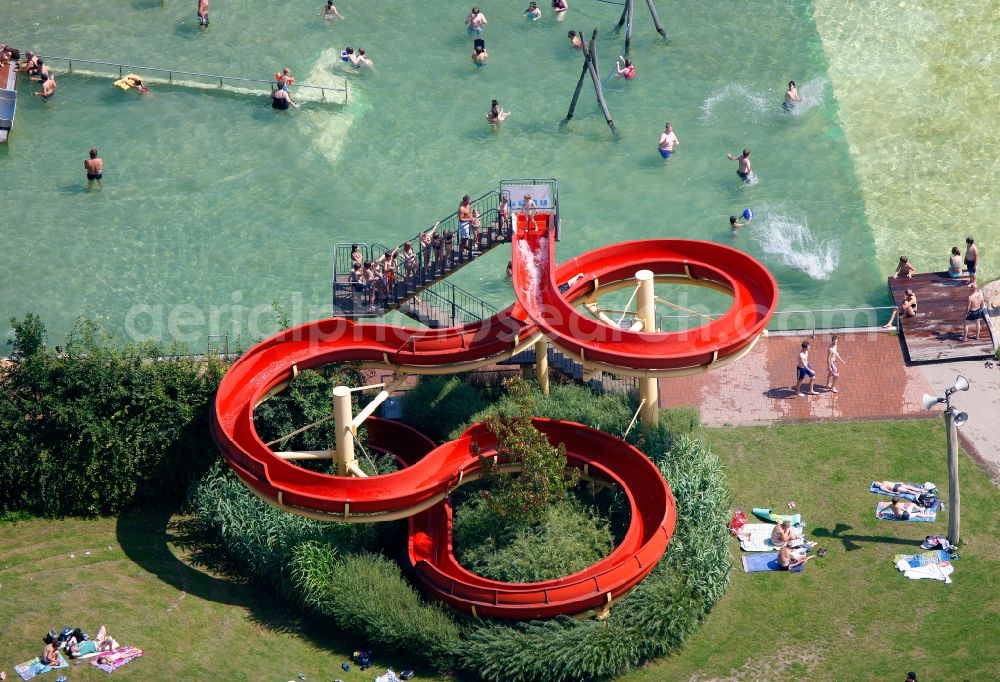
top-left (198, 0), bottom-right (209, 26)
top-left (874, 481), bottom-right (930, 496)
top-left (34, 73), bottom-right (56, 101)
top-left (466, 7), bottom-right (487, 34)
top-left (658, 123), bottom-right (678, 159)
top-left (783, 80), bottom-right (801, 111)
top-left (777, 544), bottom-right (812, 570)
top-left (458, 194), bottom-right (473, 258)
top-left (84, 148), bottom-right (103, 190)
top-left (794, 340), bottom-right (818, 396)
top-left (964, 282), bottom-right (986, 341)
top-left (964, 236), bottom-right (978, 285)
top-left (727, 147), bottom-right (753, 183)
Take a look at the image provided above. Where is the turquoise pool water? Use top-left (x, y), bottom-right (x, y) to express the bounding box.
top-left (1, 1), bottom-right (992, 350)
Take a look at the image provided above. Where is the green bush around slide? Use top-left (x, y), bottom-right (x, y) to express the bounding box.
top-left (191, 378), bottom-right (729, 680)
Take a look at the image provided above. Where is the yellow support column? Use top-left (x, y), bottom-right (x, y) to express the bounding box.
top-left (636, 270), bottom-right (659, 427)
top-left (332, 385), bottom-right (356, 477)
top-left (535, 337), bottom-right (550, 395)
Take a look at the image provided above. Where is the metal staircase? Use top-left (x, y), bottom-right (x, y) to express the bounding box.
top-left (332, 189), bottom-right (508, 322)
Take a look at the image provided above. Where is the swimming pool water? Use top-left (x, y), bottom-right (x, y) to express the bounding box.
top-left (1, 1), bottom-right (992, 350)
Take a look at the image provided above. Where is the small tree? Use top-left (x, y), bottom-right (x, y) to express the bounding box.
top-left (8, 312), bottom-right (46, 359)
top-left (477, 378), bottom-right (578, 526)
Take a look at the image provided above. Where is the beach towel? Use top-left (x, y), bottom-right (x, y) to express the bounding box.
top-left (740, 552), bottom-right (804, 573)
top-left (876, 500), bottom-right (936, 522)
top-left (14, 652), bottom-right (68, 680)
top-left (899, 561), bottom-right (953, 584)
top-left (869, 481), bottom-right (940, 508)
top-left (751, 508), bottom-right (804, 526)
top-left (90, 646), bottom-right (143, 674)
top-left (737, 523), bottom-right (777, 552)
top-left (894, 550), bottom-right (951, 569)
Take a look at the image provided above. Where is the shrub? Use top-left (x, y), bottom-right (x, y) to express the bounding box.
top-left (189, 466), bottom-right (461, 671)
top-left (476, 378), bottom-right (578, 526)
top-left (453, 496), bottom-right (614, 582)
top-left (253, 364), bottom-right (364, 456)
top-left (457, 434), bottom-right (731, 682)
top-left (0, 316), bottom-right (223, 516)
top-left (453, 382), bottom-right (634, 439)
top-left (401, 375), bottom-right (489, 442)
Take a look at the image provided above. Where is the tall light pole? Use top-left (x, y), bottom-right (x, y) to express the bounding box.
top-left (922, 375), bottom-right (970, 545)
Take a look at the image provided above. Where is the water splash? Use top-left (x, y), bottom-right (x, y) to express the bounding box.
top-left (516, 236), bottom-right (547, 309)
top-left (700, 83), bottom-right (770, 123)
top-left (783, 75), bottom-right (829, 117)
top-left (700, 76), bottom-right (828, 123)
top-left (747, 207), bottom-right (839, 280)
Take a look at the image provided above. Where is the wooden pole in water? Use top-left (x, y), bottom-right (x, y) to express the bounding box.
top-left (617, 1), bottom-right (628, 29)
top-left (624, 0), bottom-right (635, 58)
top-left (583, 31), bottom-right (615, 131)
top-left (564, 30), bottom-right (590, 121)
top-left (645, 0), bottom-right (668, 39)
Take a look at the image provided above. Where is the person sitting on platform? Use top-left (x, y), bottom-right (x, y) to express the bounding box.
top-left (883, 288), bottom-right (917, 327)
top-left (947, 246), bottom-right (963, 278)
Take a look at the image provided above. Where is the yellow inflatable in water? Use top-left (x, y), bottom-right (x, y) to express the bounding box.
top-left (113, 74), bottom-right (144, 91)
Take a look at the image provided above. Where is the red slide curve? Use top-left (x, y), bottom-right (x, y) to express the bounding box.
top-left (512, 213), bottom-right (778, 372)
top-left (212, 220), bottom-right (777, 618)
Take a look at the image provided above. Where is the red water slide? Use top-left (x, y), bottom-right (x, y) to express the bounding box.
top-left (511, 214), bottom-right (779, 372)
top-left (212, 221), bottom-right (776, 618)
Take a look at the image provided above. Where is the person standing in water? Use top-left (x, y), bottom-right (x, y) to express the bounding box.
top-left (466, 7), bottom-right (487, 35)
top-left (783, 80), bottom-right (802, 111)
top-left (567, 31), bottom-right (583, 49)
top-left (727, 147), bottom-right (753, 184)
top-left (84, 148), bottom-right (103, 191)
top-left (658, 122), bottom-right (678, 159)
top-left (321, 1), bottom-right (344, 20)
top-left (197, 0), bottom-right (209, 26)
top-left (472, 40), bottom-right (488, 66)
top-left (524, 2), bottom-right (542, 20)
top-left (486, 99), bottom-right (509, 125)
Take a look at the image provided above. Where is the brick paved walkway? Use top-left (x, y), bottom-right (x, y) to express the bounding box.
top-left (658, 331), bottom-right (934, 426)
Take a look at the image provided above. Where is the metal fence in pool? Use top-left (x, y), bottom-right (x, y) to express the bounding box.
top-left (38, 55), bottom-right (349, 103)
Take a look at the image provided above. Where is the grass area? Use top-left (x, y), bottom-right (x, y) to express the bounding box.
top-left (0, 511), bottom-right (433, 682)
top-left (626, 420), bottom-right (1000, 681)
top-left (2, 420), bottom-right (998, 681)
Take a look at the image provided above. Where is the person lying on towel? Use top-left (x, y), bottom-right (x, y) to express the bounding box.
top-left (777, 545), bottom-right (812, 571)
top-left (874, 481), bottom-right (931, 496)
top-left (885, 498), bottom-right (935, 521)
top-left (770, 520), bottom-right (818, 549)
top-left (67, 625), bottom-right (116, 659)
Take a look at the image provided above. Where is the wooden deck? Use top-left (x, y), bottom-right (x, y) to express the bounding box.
top-left (889, 272), bottom-right (995, 363)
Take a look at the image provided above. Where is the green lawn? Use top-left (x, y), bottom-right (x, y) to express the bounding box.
top-left (626, 421), bottom-right (1000, 681)
top-left (2, 420), bottom-right (998, 681)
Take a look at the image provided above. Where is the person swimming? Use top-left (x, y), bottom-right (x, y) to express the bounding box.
top-left (524, 2), bottom-right (542, 20)
top-left (615, 56), bottom-right (635, 80)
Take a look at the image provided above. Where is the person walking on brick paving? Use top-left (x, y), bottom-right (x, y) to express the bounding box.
top-left (794, 340), bottom-right (819, 396)
top-left (825, 335), bottom-right (846, 393)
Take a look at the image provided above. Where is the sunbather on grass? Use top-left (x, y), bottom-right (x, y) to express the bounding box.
top-left (886, 498), bottom-right (935, 521)
top-left (769, 520), bottom-right (817, 549)
top-left (874, 481), bottom-right (928, 496)
top-left (68, 625), bottom-right (116, 658)
top-left (777, 544), bottom-right (812, 570)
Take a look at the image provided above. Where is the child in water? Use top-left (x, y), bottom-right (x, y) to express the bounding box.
top-left (321, 1), bottom-right (344, 20)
